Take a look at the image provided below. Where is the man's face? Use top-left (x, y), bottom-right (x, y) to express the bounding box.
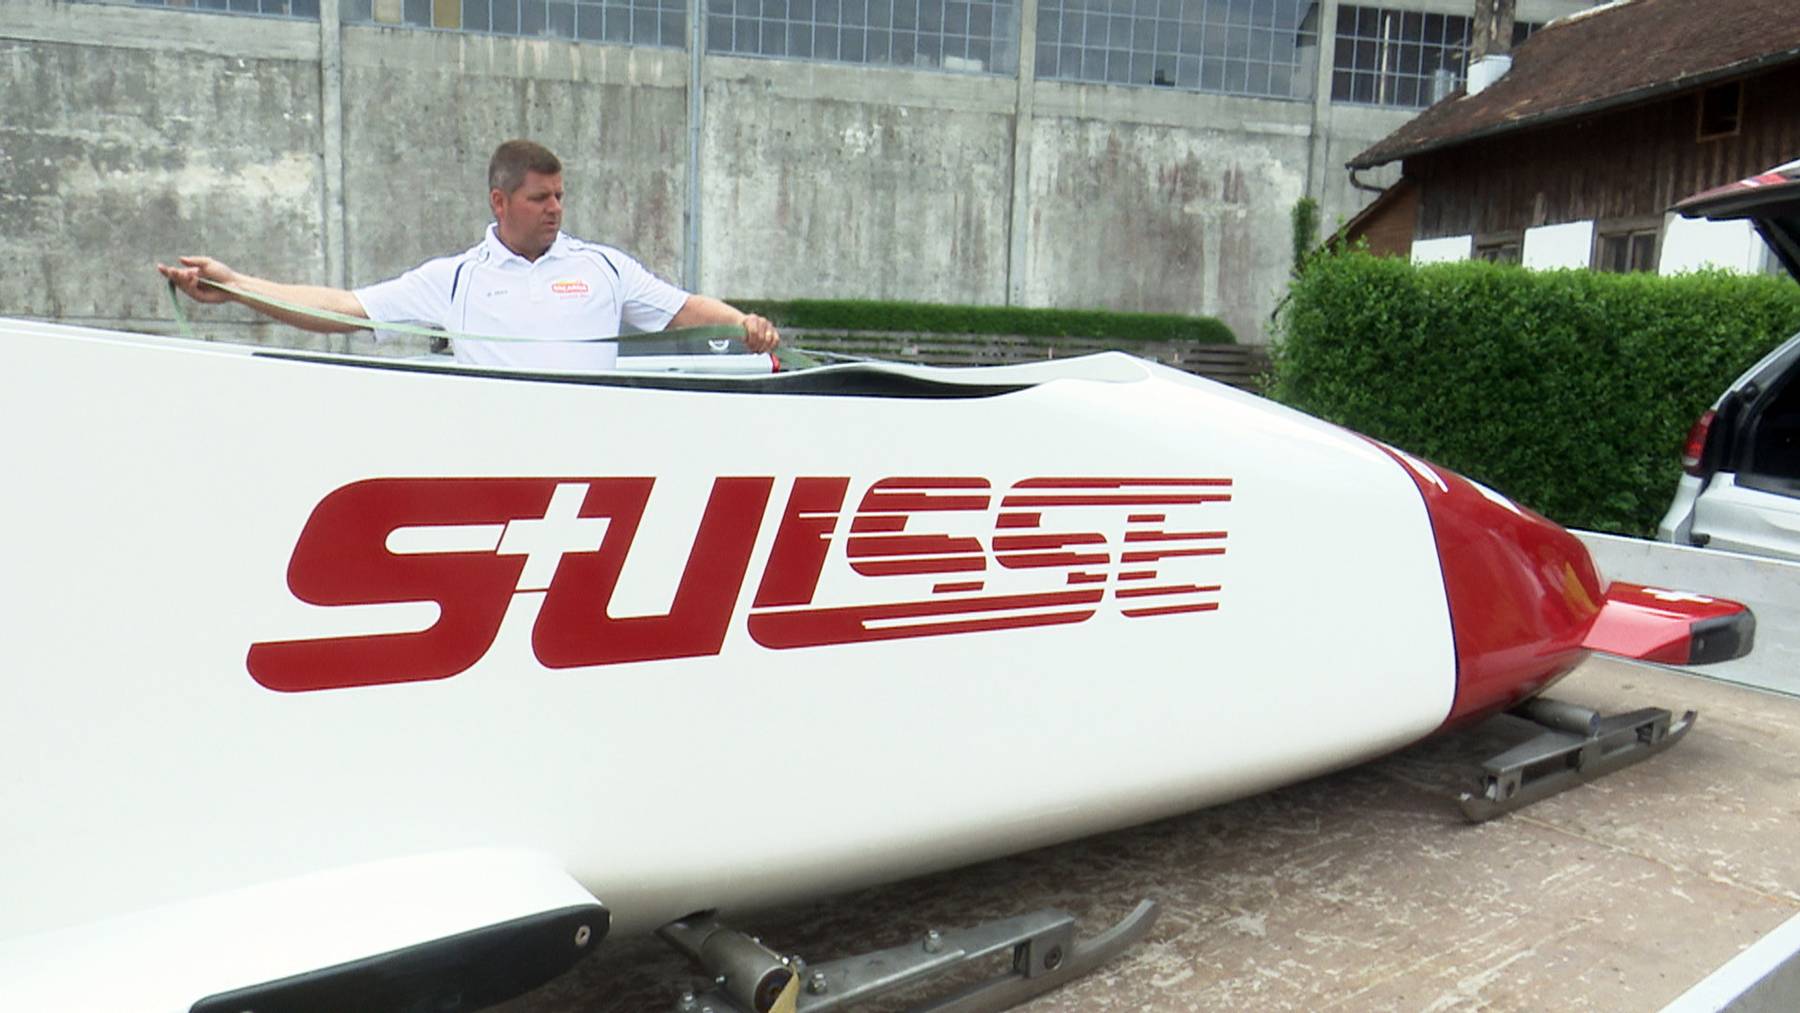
top-left (490, 170), bottom-right (564, 259)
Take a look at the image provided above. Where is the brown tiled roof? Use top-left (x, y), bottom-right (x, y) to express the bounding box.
top-left (1349, 0), bottom-right (1800, 169)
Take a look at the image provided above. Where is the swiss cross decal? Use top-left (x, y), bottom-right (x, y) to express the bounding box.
top-left (247, 475), bottom-right (1233, 692)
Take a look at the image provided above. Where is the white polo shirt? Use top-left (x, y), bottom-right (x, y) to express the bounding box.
top-left (353, 224), bottom-right (690, 370)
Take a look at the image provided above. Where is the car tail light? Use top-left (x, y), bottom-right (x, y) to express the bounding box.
top-left (1682, 410), bottom-right (1716, 476)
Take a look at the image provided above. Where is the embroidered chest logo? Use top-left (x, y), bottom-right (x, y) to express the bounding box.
top-left (550, 279), bottom-right (590, 298)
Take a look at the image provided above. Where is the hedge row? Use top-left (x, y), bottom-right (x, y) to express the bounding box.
top-left (729, 298), bottom-right (1237, 344)
top-left (1270, 253), bottom-right (1800, 535)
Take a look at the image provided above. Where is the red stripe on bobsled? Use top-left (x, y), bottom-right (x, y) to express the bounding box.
top-left (1120, 547), bottom-right (1225, 563)
top-left (1121, 602), bottom-right (1220, 619)
top-left (747, 589), bottom-right (1104, 648)
top-left (1008, 477), bottom-right (1233, 489)
top-left (1001, 493), bottom-right (1231, 508)
top-left (1115, 583), bottom-right (1220, 599)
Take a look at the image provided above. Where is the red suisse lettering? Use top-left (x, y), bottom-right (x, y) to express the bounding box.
top-left (532, 477), bottom-right (772, 668)
top-left (252, 474), bottom-right (1232, 691)
top-left (247, 478), bottom-right (558, 692)
top-left (248, 476), bottom-right (771, 691)
top-left (752, 477), bottom-right (851, 609)
top-left (747, 477), bottom-right (1103, 649)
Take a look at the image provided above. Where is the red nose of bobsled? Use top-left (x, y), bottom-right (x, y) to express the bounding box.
top-left (1368, 444), bottom-right (1749, 730)
top-left (1375, 446), bottom-right (1604, 725)
top-left (1374, 443), bottom-right (1754, 728)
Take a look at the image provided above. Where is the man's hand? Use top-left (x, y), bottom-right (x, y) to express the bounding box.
top-left (152, 258), bottom-right (369, 333)
top-left (156, 256), bottom-right (239, 305)
top-left (742, 314), bottom-right (780, 354)
top-left (669, 295), bottom-right (781, 354)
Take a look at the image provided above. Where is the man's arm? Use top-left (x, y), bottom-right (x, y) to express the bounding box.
top-left (667, 294), bottom-right (780, 354)
top-left (156, 256), bottom-right (370, 334)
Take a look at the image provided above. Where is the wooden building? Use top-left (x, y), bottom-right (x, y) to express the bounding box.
top-left (1345, 0), bottom-right (1800, 273)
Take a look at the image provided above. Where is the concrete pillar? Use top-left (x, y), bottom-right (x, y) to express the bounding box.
top-left (1303, 0), bottom-right (1339, 205)
top-left (683, 0), bottom-right (705, 290)
top-left (1004, 0), bottom-right (1039, 307)
top-left (318, 0), bottom-right (348, 350)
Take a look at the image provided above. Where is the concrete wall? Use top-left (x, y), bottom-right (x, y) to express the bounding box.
top-left (700, 58), bottom-right (1017, 305)
top-left (0, 5), bottom-right (326, 343)
top-left (1023, 88), bottom-right (1311, 328)
top-left (339, 29), bottom-right (692, 286)
top-left (2, 0), bottom-right (1547, 347)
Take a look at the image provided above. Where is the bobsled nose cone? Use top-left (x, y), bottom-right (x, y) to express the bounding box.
top-left (1372, 444), bottom-right (1604, 727)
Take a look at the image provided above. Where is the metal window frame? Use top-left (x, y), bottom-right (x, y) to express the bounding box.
top-left (1696, 78), bottom-right (1745, 142)
top-left (1590, 217), bottom-right (1664, 274)
top-left (1331, 3), bottom-right (1471, 110)
top-left (1473, 230), bottom-right (1523, 265)
top-left (341, 0), bottom-right (686, 47)
top-left (704, 0), bottom-right (1014, 74)
top-left (1035, 0), bottom-right (1316, 101)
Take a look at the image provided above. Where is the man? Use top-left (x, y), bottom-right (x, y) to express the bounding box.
top-left (158, 139), bottom-right (778, 369)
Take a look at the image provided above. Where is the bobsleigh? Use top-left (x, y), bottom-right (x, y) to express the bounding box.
top-left (0, 316), bottom-right (1752, 1012)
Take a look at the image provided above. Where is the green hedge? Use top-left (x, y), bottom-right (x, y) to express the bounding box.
top-left (1270, 252), bottom-right (1800, 535)
top-left (730, 298), bottom-right (1237, 344)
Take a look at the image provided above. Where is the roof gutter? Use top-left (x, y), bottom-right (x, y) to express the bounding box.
top-left (1348, 46), bottom-right (1800, 170)
top-left (1349, 167), bottom-right (1388, 194)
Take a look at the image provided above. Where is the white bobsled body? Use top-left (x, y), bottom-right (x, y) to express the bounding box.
top-left (0, 318), bottom-right (1458, 950)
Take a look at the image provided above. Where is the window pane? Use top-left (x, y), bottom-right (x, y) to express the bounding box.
top-left (1332, 4), bottom-right (1470, 108)
top-left (493, 0), bottom-right (519, 32)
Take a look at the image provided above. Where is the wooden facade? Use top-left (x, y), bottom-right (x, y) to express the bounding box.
top-left (1339, 178), bottom-right (1420, 258)
top-left (1407, 60), bottom-right (1800, 240)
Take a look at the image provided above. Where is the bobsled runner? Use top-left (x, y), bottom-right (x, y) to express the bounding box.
top-left (0, 315), bottom-right (1752, 1011)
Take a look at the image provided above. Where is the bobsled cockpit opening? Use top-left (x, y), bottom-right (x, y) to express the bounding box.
top-left (251, 349), bottom-right (1037, 399)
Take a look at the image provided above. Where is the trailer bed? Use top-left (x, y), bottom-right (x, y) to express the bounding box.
top-left (505, 656), bottom-right (1800, 1011)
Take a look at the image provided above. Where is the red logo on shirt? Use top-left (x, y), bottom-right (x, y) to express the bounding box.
top-left (550, 279), bottom-right (590, 298)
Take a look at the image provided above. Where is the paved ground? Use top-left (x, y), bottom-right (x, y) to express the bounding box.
top-left (504, 657), bottom-right (1800, 1012)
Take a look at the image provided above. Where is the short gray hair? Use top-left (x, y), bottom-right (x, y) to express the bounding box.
top-left (487, 139), bottom-right (562, 195)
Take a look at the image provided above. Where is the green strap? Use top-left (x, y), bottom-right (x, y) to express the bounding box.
top-left (164, 276), bottom-right (823, 370)
top-left (166, 279), bottom-right (201, 342)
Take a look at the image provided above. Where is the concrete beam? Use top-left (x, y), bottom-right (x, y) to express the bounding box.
top-left (703, 55), bottom-right (1016, 115)
top-left (339, 25), bottom-right (687, 88)
top-left (1031, 80), bottom-right (1312, 136)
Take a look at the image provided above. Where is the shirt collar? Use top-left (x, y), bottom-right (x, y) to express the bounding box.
top-left (482, 223), bottom-right (570, 266)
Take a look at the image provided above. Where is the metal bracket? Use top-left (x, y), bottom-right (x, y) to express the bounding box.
top-left (1459, 697), bottom-right (1697, 822)
top-left (663, 900), bottom-right (1158, 1013)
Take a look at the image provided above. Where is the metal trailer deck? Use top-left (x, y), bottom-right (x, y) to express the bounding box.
top-left (502, 655), bottom-right (1800, 1012)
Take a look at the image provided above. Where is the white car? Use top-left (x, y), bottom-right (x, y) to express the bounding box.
top-left (1657, 160), bottom-right (1800, 560)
